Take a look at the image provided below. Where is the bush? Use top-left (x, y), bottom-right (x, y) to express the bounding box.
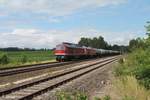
top-left (94, 97), bottom-right (101, 100)
top-left (94, 96), bottom-right (111, 100)
top-left (115, 48), bottom-right (150, 89)
top-left (135, 66), bottom-right (150, 89)
top-left (103, 95), bottom-right (111, 100)
top-left (0, 54), bottom-right (9, 64)
top-left (113, 23), bottom-right (150, 99)
top-left (118, 58), bottom-right (125, 64)
top-left (56, 91), bottom-right (87, 100)
top-left (21, 55), bottom-right (28, 63)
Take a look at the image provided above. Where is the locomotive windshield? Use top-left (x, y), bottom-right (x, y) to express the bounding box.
top-left (56, 45), bottom-right (65, 50)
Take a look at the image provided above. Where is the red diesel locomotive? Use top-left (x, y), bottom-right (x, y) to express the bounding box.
top-left (55, 42), bottom-right (119, 61)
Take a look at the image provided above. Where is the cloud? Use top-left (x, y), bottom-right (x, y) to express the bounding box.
top-left (0, 29), bottom-right (54, 48)
top-left (0, 0), bottom-right (126, 16)
top-left (0, 28), bottom-right (142, 49)
top-left (0, 0), bottom-right (127, 32)
top-left (0, 0), bottom-right (146, 49)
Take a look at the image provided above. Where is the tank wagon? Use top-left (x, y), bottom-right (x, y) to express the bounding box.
top-left (54, 42), bottom-right (119, 61)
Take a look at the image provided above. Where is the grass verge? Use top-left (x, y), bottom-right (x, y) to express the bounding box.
top-left (0, 50), bottom-right (55, 69)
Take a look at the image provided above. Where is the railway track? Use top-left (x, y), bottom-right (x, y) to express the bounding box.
top-left (0, 58), bottom-right (100, 77)
top-left (0, 62), bottom-right (69, 77)
top-left (0, 61), bottom-right (58, 71)
top-left (0, 56), bottom-right (119, 100)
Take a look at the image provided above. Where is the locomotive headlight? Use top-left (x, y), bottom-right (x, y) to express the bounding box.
top-left (61, 56), bottom-right (65, 59)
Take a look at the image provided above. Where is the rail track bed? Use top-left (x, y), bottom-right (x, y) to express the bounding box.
top-left (0, 56), bottom-right (119, 100)
top-left (0, 62), bottom-right (71, 77)
top-left (0, 58), bottom-right (102, 77)
top-left (0, 57), bottom-right (111, 88)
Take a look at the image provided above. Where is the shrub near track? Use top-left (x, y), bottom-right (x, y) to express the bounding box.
top-left (56, 91), bottom-right (111, 100)
top-left (113, 25), bottom-right (150, 99)
top-left (115, 47), bottom-right (150, 89)
top-left (0, 54), bottom-right (9, 64)
top-left (110, 23), bottom-right (150, 100)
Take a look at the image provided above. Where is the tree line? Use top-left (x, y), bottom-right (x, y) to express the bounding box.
top-left (129, 22), bottom-right (150, 50)
top-left (115, 22), bottom-right (150, 90)
top-left (78, 36), bottom-right (129, 52)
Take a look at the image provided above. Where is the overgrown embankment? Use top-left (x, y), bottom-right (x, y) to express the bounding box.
top-left (113, 50), bottom-right (150, 100)
top-left (113, 24), bottom-right (150, 100)
top-left (115, 48), bottom-right (150, 89)
top-left (111, 22), bottom-right (150, 100)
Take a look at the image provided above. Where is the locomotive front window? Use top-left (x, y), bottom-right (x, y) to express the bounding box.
top-left (56, 45), bottom-right (65, 50)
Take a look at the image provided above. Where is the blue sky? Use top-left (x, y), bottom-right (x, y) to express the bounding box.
top-left (0, 0), bottom-right (149, 48)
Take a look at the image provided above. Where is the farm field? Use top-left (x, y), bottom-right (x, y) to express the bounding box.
top-left (0, 50), bottom-right (55, 69)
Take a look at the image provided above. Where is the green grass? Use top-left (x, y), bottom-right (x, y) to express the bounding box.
top-left (113, 76), bottom-right (150, 100)
top-left (56, 91), bottom-right (110, 100)
top-left (0, 50), bottom-right (55, 69)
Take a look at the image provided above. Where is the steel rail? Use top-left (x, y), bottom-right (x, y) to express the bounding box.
top-left (0, 57), bottom-right (111, 77)
top-left (0, 56), bottom-right (118, 100)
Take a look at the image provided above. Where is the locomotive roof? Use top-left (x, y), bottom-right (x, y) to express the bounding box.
top-left (58, 42), bottom-right (119, 52)
top-left (62, 42), bottom-right (82, 48)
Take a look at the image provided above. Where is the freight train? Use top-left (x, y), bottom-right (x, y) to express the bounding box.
top-left (54, 42), bottom-right (120, 62)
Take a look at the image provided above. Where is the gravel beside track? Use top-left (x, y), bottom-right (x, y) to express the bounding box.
top-left (0, 57), bottom-right (108, 86)
top-left (34, 58), bottom-right (118, 100)
top-left (0, 56), bottom-right (119, 100)
top-left (0, 58), bottom-right (103, 77)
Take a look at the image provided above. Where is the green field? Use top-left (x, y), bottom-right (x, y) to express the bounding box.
top-left (0, 50), bottom-right (55, 69)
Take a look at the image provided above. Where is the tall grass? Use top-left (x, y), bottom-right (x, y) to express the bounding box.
top-left (114, 76), bottom-right (150, 100)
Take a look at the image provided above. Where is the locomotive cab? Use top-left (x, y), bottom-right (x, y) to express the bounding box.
top-left (55, 44), bottom-right (66, 61)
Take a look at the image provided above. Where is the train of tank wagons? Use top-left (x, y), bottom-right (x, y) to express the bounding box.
top-left (54, 42), bottom-right (120, 62)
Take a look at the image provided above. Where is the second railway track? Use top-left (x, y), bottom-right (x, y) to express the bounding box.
top-left (0, 58), bottom-right (100, 77)
top-left (0, 62), bottom-right (72, 77)
top-left (0, 56), bottom-right (119, 100)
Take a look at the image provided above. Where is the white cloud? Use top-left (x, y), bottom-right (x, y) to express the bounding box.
top-left (0, 0), bottom-right (127, 32)
top-left (0, 28), bottom-right (142, 49)
top-left (0, 0), bottom-right (144, 49)
top-left (0, 0), bottom-right (126, 16)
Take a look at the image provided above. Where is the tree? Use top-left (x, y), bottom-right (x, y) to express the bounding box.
top-left (78, 36), bottom-right (108, 49)
top-left (111, 45), bottom-right (120, 51)
top-left (129, 39), bottom-right (138, 49)
top-left (78, 37), bottom-right (90, 47)
top-left (0, 54), bottom-right (9, 64)
top-left (129, 38), bottom-right (145, 50)
top-left (145, 21), bottom-right (150, 37)
top-left (145, 21), bottom-right (150, 47)
top-left (97, 36), bottom-right (108, 49)
top-left (78, 35), bottom-right (128, 52)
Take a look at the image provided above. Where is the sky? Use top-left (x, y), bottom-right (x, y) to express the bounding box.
top-left (0, 0), bottom-right (149, 49)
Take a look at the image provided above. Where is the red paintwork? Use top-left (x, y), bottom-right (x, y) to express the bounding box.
top-left (55, 42), bottom-right (119, 61)
top-left (54, 43), bottom-right (97, 56)
top-left (55, 50), bottom-right (66, 55)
